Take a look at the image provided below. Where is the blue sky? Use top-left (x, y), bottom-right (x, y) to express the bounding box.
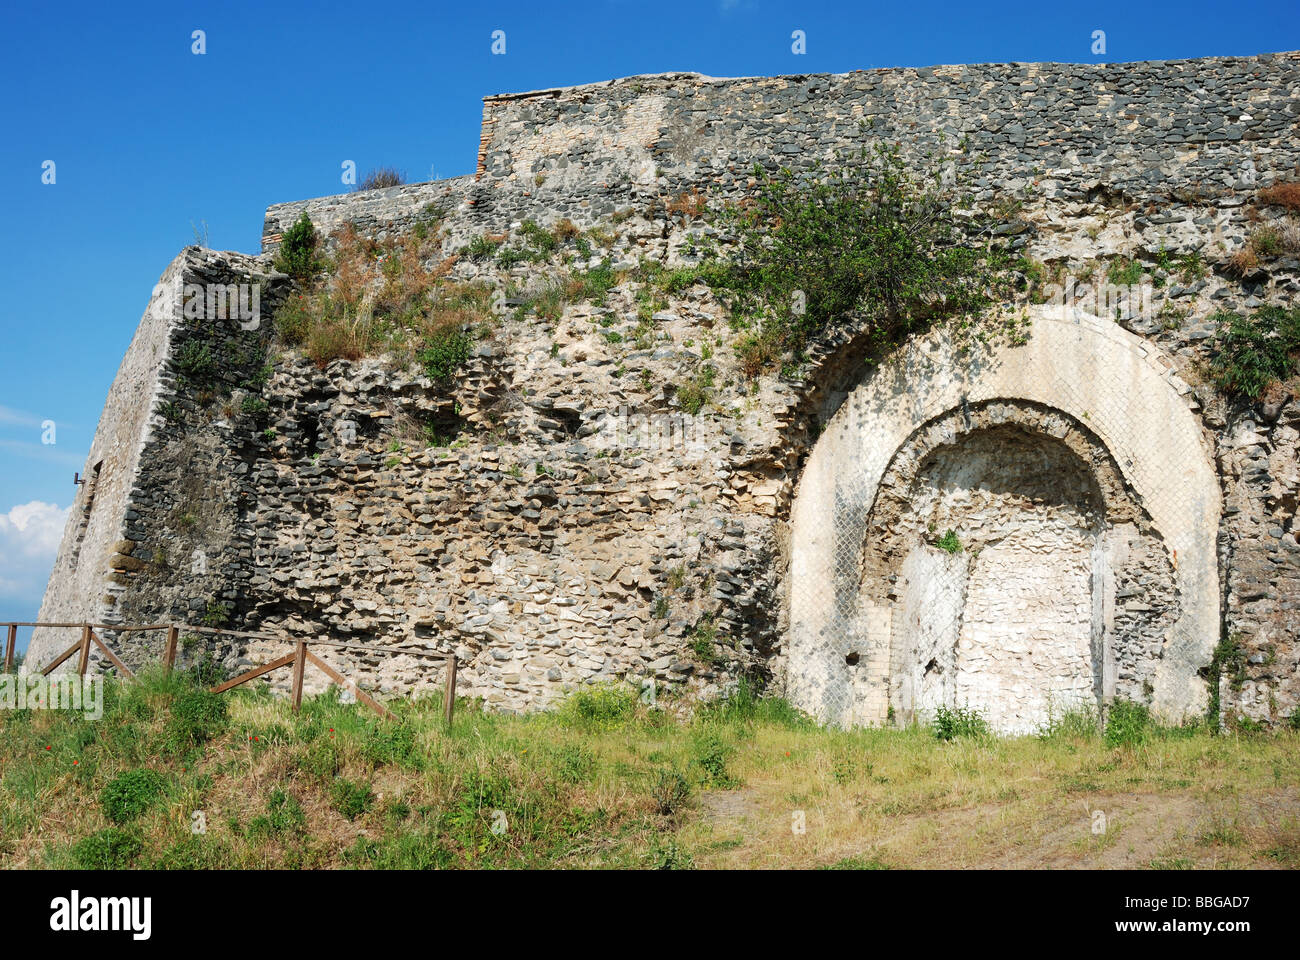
top-left (0, 0), bottom-right (1295, 635)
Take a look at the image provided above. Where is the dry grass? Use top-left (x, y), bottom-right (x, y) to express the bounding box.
top-left (678, 723), bottom-right (1300, 869)
top-left (667, 189), bottom-right (707, 219)
top-left (1226, 245), bottom-right (1260, 277)
top-left (275, 221), bottom-right (480, 370)
top-left (3, 674), bottom-right (1296, 870)
top-left (1258, 182), bottom-right (1300, 213)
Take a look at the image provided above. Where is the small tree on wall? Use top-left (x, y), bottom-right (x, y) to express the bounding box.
top-left (714, 141), bottom-right (1013, 375)
top-left (274, 213), bottom-right (323, 282)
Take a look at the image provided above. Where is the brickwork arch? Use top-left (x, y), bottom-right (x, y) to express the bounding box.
top-left (786, 306), bottom-right (1221, 728)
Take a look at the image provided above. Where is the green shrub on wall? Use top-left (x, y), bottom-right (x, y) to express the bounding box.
top-left (274, 213), bottom-right (323, 281)
top-left (715, 139), bottom-right (1012, 375)
top-left (1210, 304), bottom-right (1300, 401)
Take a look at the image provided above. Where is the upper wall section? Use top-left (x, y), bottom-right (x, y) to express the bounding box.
top-left (477, 55), bottom-right (1300, 202)
top-left (263, 52), bottom-right (1300, 251)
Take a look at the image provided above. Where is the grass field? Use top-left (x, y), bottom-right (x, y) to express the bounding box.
top-left (1, 670), bottom-right (1297, 870)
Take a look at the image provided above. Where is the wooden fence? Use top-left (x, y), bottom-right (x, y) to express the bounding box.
top-left (1, 621), bottom-right (457, 725)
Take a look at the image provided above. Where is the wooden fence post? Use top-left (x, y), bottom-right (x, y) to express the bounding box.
top-left (76, 625), bottom-right (92, 676)
top-left (290, 640), bottom-right (307, 712)
top-left (3, 624), bottom-right (15, 673)
top-left (444, 654), bottom-right (457, 728)
top-left (163, 624), bottom-right (179, 673)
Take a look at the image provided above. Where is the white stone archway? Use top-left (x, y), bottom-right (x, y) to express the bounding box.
top-left (787, 306), bottom-right (1221, 730)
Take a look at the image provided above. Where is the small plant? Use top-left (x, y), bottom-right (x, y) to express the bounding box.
top-left (467, 234), bottom-right (503, 259)
top-left (355, 167), bottom-right (405, 192)
top-left (933, 704), bottom-right (989, 741)
top-left (100, 769), bottom-right (167, 824)
top-left (935, 529), bottom-right (963, 554)
top-left (554, 744), bottom-right (595, 785)
top-left (520, 219), bottom-right (558, 255)
top-left (1104, 699), bottom-right (1151, 748)
top-left (1106, 257), bottom-right (1144, 286)
top-left (330, 778), bottom-right (376, 821)
top-left (274, 213), bottom-right (322, 281)
top-left (650, 769), bottom-right (692, 816)
top-left (692, 730), bottom-right (737, 787)
top-left (174, 341), bottom-right (216, 385)
top-left (200, 599), bottom-right (230, 627)
top-left (1176, 252), bottom-right (1208, 283)
top-left (676, 365), bottom-right (715, 416)
top-left (250, 788), bottom-right (306, 835)
top-left (1250, 225), bottom-right (1283, 258)
top-left (1226, 245), bottom-right (1259, 277)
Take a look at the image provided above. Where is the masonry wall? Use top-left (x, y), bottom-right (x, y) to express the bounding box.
top-left (34, 53), bottom-right (1300, 726)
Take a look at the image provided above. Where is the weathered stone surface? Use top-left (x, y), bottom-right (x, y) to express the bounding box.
top-left (25, 53), bottom-right (1300, 729)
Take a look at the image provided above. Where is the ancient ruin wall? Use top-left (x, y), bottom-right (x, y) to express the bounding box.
top-left (33, 53), bottom-right (1300, 726)
top-left (265, 54), bottom-right (1300, 254)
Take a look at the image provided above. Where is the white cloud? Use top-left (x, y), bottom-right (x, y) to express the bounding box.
top-left (0, 501), bottom-right (70, 599)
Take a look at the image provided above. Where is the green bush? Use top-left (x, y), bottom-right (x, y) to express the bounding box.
top-left (330, 779), bottom-right (375, 821)
top-left (717, 142), bottom-right (1006, 371)
top-left (1105, 699), bottom-right (1151, 748)
top-left (274, 213), bottom-right (322, 281)
top-left (165, 688), bottom-right (228, 754)
top-left (692, 730), bottom-right (737, 786)
top-left (556, 684), bottom-right (639, 730)
top-left (100, 769), bottom-right (167, 824)
top-left (1210, 305), bottom-right (1300, 400)
top-left (417, 327), bottom-right (472, 383)
top-left (72, 827), bottom-right (143, 869)
top-left (933, 704), bottom-right (989, 741)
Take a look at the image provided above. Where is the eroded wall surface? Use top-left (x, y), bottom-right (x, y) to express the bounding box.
top-left (34, 53), bottom-right (1300, 726)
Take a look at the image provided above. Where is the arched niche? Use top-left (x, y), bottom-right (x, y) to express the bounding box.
top-left (786, 307), bottom-right (1220, 731)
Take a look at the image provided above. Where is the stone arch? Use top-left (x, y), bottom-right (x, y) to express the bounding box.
top-left (786, 307), bottom-right (1220, 730)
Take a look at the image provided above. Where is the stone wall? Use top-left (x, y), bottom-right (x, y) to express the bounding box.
top-left (264, 53), bottom-right (1300, 255)
top-left (32, 53), bottom-right (1300, 728)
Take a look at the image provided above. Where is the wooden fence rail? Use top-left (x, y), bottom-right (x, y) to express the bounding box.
top-left (0, 621), bottom-right (456, 726)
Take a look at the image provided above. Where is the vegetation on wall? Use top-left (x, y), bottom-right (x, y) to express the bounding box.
top-left (273, 213), bottom-right (325, 282)
top-left (1209, 304), bottom-right (1300, 401)
top-left (355, 167), bottom-right (406, 192)
top-left (272, 217), bottom-right (491, 376)
top-left (709, 142), bottom-right (1014, 377)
